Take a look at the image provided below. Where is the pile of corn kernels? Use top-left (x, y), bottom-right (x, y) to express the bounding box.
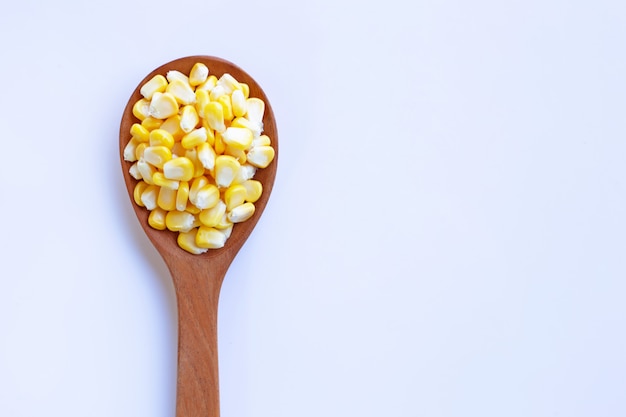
top-left (123, 62), bottom-right (275, 254)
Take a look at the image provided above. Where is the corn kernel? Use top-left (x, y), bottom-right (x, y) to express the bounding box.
top-left (231, 89), bottom-right (247, 118)
top-left (171, 142), bottom-right (186, 158)
top-left (224, 145), bottom-right (246, 164)
top-left (252, 134), bottom-right (271, 147)
top-left (217, 73), bottom-right (241, 94)
top-left (222, 127), bottom-right (253, 150)
top-left (157, 186), bottom-right (177, 211)
top-left (166, 79), bottom-right (196, 105)
top-left (129, 162), bottom-right (142, 180)
top-left (246, 145), bottom-right (275, 168)
top-left (123, 137), bottom-right (141, 162)
top-left (185, 148), bottom-right (205, 178)
top-left (180, 105), bottom-right (199, 133)
top-left (228, 202), bottom-right (255, 223)
top-left (177, 228), bottom-right (208, 254)
top-left (137, 159), bottom-right (156, 184)
top-left (194, 184), bottom-right (220, 210)
top-left (197, 141), bottom-right (216, 171)
top-left (209, 85), bottom-right (226, 101)
top-left (185, 203), bottom-right (202, 215)
top-left (141, 116), bottom-right (163, 131)
top-left (166, 210), bottom-right (196, 232)
top-left (140, 74), bottom-right (167, 99)
top-left (133, 181), bottom-right (149, 206)
top-left (241, 179), bottom-right (262, 203)
top-left (176, 181), bottom-right (190, 211)
top-left (246, 98), bottom-right (265, 125)
top-left (215, 155), bottom-right (241, 188)
top-left (143, 146), bottom-right (172, 169)
top-left (224, 184), bottom-right (247, 211)
top-left (130, 123), bottom-right (150, 142)
top-left (195, 89), bottom-right (210, 119)
top-left (234, 163), bottom-right (257, 184)
top-left (204, 102), bottom-right (225, 132)
top-left (218, 94), bottom-right (233, 122)
top-left (189, 63), bottom-right (209, 86)
top-left (133, 98), bottom-right (151, 120)
top-left (149, 129), bottom-right (175, 149)
top-left (153, 171), bottom-right (179, 190)
top-left (197, 74), bottom-right (217, 91)
top-left (181, 127), bottom-right (207, 150)
top-left (148, 208), bottom-right (167, 230)
top-left (198, 201), bottom-right (226, 227)
top-left (141, 184), bottom-right (159, 210)
top-left (135, 142), bottom-right (147, 160)
top-left (195, 226), bottom-right (227, 249)
top-left (160, 115), bottom-right (185, 141)
top-left (240, 83), bottom-right (250, 99)
top-left (163, 157), bottom-right (194, 181)
top-left (149, 92), bottom-right (179, 119)
top-left (166, 70), bottom-right (189, 84)
top-left (214, 131), bottom-right (226, 155)
top-left (189, 176), bottom-right (209, 203)
top-left (215, 212), bottom-right (234, 230)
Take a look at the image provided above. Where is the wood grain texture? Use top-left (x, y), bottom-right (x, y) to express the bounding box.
top-left (119, 56), bottom-right (278, 417)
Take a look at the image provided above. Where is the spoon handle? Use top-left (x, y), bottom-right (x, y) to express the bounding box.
top-left (167, 259), bottom-right (229, 417)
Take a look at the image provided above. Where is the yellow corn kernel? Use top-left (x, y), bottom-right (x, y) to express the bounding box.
top-left (176, 181), bottom-right (190, 211)
top-left (123, 137), bottom-right (141, 162)
top-left (252, 134), bottom-right (271, 147)
top-left (246, 145), bottom-right (275, 168)
top-left (230, 116), bottom-right (255, 131)
top-left (241, 179), bottom-right (262, 203)
top-left (143, 145), bottom-right (172, 169)
top-left (181, 127), bottom-right (207, 149)
top-left (149, 129), bottom-right (175, 149)
top-left (140, 74), bottom-right (167, 99)
top-left (217, 94), bottom-right (233, 122)
top-left (136, 159), bottom-right (156, 184)
top-left (129, 162), bottom-right (142, 180)
top-left (157, 186), bottom-right (177, 211)
top-left (165, 210), bottom-right (196, 232)
top-left (166, 70), bottom-right (189, 84)
top-left (189, 63), bottom-right (209, 86)
top-left (194, 184), bottom-right (220, 210)
top-left (217, 73), bottom-right (241, 93)
top-left (222, 127), bottom-right (253, 150)
top-left (246, 97), bottom-right (265, 125)
top-left (240, 83), bottom-right (250, 99)
top-left (197, 74), bottom-right (217, 91)
top-left (195, 226), bottom-right (227, 249)
top-left (140, 184), bottom-right (160, 210)
top-left (215, 212), bottom-right (233, 230)
top-left (180, 105), bottom-right (199, 133)
top-left (133, 181), bottom-right (149, 206)
top-left (189, 176), bottom-right (209, 203)
top-left (149, 92), bottom-right (179, 119)
top-left (195, 89), bottom-right (210, 119)
top-left (224, 184), bottom-right (247, 211)
top-left (224, 145), bottom-right (246, 164)
top-left (231, 89), bottom-right (247, 118)
top-left (177, 228), bottom-right (208, 254)
top-left (132, 98), bottom-right (151, 121)
top-left (153, 171), bottom-right (179, 190)
top-left (185, 148), bottom-right (206, 178)
top-left (204, 101), bottom-right (225, 132)
top-left (197, 141), bottom-right (216, 171)
top-left (166, 79), bottom-right (196, 105)
top-left (198, 201), bottom-right (226, 227)
top-left (135, 142), bottom-right (147, 160)
top-left (214, 155), bottom-right (241, 188)
top-left (171, 142), bottom-right (186, 158)
top-left (148, 208), bottom-right (167, 230)
top-left (185, 203), bottom-right (202, 215)
top-left (130, 123), bottom-right (150, 142)
top-left (141, 116), bottom-right (163, 131)
top-left (160, 115), bottom-right (185, 141)
top-left (163, 157), bottom-right (194, 181)
top-left (214, 131), bottom-right (226, 155)
top-left (228, 202), bottom-right (255, 223)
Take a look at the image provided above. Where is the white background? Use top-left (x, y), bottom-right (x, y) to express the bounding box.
top-left (1, 0), bottom-right (625, 416)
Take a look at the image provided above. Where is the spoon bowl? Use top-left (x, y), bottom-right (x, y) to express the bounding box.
top-left (119, 55), bottom-right (278, 417)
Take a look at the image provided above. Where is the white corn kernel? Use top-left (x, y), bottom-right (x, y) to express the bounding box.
top-left (149, 92), bottom-right (179, 119)
top-left (140, 74), bottom-right (167, 99)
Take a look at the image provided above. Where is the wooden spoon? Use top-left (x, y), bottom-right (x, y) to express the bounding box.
top-left (119, 55), bottom-right (278, 417)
